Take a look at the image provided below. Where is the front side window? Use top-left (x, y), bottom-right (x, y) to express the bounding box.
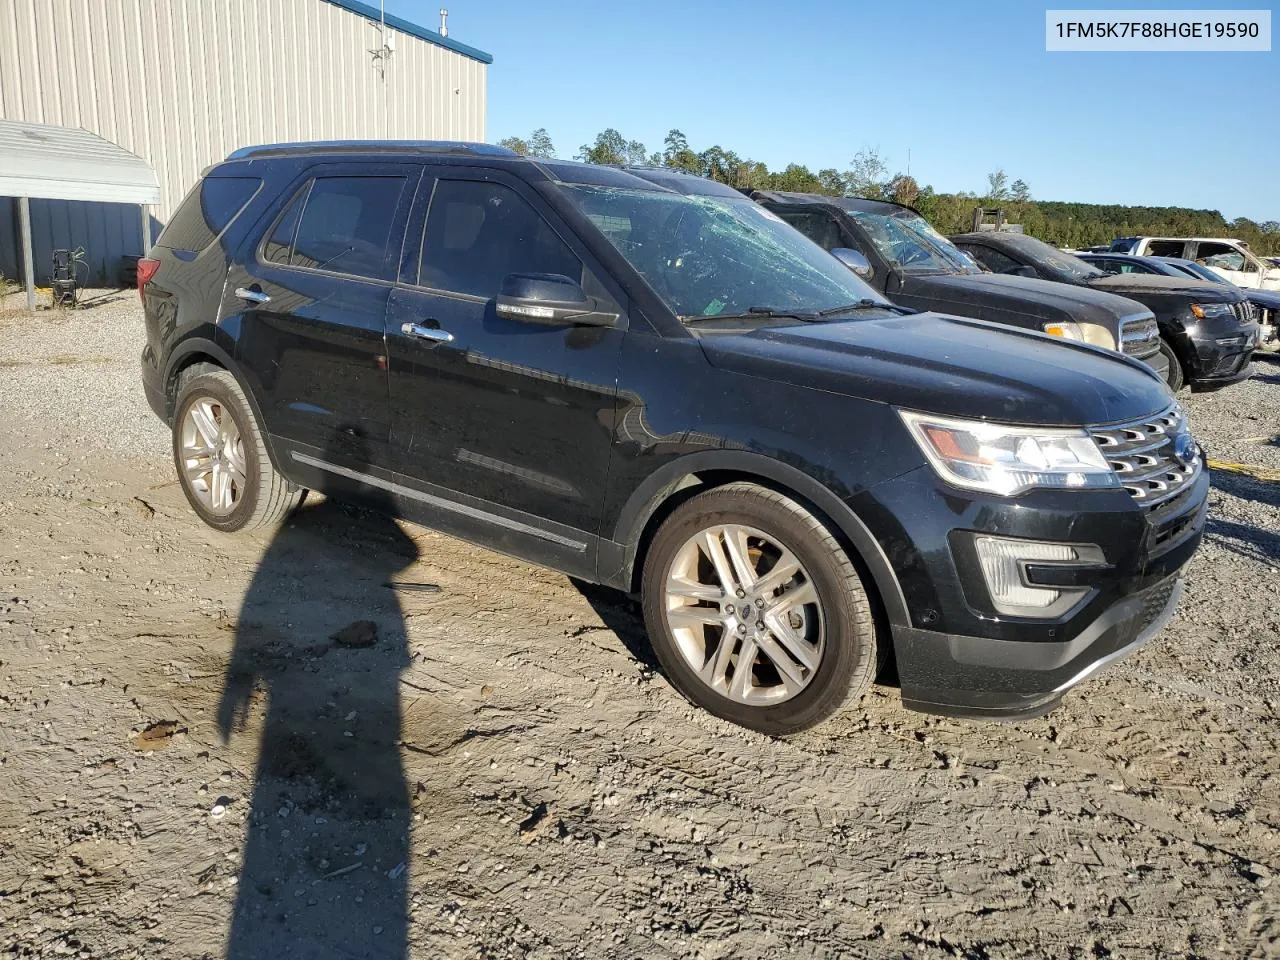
top-left (419, 180), bottom-right (582, 297)
top-left (561, 186), bottom-right (884, 319)
top-left (845, 209), bottom-right (980, 276)
top-left (1195, 242), bottom-right (1247, 272)
top-left (774, 210), bottom-right (845, 252)
top-left (959, 244), bottom-right (1020, 275)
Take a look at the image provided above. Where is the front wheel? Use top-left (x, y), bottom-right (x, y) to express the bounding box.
top-left (172, 368), bottom-right (305, 532)
top-left (1159, 338), bottom-right (1186, 392)
top-left (640, 483), bottom-right (880, 735)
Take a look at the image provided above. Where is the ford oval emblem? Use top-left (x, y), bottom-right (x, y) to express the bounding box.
top-left (1173, 432), bottom-right (1197, 464)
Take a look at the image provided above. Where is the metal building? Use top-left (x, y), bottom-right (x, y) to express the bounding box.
top-left (0, 0), bottom-right (491, 286)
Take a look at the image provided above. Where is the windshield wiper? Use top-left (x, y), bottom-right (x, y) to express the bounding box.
top-left (816, 299), bottom-right (917, 317)
top-left (682, 306), bottom-right (821, 324)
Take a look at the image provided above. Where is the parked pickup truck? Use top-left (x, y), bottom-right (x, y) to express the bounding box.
top-left (748, 192), bottom-right (1167, 381)
top-left (1109, 236), bottom-right (1280, 292)
top-left (954, 231), bottom-right (1259, 392)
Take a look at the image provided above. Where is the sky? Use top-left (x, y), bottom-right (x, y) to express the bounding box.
top-left (384, 0), bottom-right (1278, 222)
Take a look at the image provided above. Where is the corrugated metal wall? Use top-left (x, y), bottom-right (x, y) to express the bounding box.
top-left (0, 0), bottom-right (488, 285)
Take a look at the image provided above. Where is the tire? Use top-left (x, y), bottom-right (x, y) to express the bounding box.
top-left (172, 367), bottom-right (304, 532)
top-left (1159, 338), bottom-right (1186, 392)
top-left (640, 482), bottom-right (880, 735)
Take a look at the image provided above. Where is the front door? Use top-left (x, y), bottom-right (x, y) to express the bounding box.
top-left (384, 168), bottom-right (627, 574)
top-left (227, 164), bottom-right (418, 470)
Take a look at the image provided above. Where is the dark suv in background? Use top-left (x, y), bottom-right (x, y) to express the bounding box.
top-left (749, 192), bottom-right (1167, 381)
top-left (139, 143), bottom-right (1206, 733)
top-left (951, 231), bottom-right (1258, 392)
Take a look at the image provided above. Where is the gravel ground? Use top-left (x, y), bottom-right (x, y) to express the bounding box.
top-left (1, 291), bottom-right (1279, 959)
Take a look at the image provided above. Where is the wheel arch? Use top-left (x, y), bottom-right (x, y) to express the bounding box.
top-left (164, 337), bottom-right (288, 476)
top-left (609, 451), bottom-right (910, 634)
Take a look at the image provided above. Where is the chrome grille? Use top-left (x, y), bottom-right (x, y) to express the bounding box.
top-left (1233, 301), bottom-right (1258, 325)
top-left (1090, 405), bottom-right (1202, 506)
top-left (1119, 313), bottom-right (1160, 357)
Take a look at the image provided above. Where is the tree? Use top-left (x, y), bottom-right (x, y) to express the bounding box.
top-left (887, 174), bottom-right (920, 208)
top-left (817, 169), bottom-right (848, 196)
top-left (497, 127), bottom-right (556, 158)
top-left (1010, 178), bottom-right (1031, 203)
top-left (846, 147), bottom-right (890, 199)
top-left (577, 128), bottom-right (648, 166)
top-left (662, 129), bottom-right (702, 174)
top-left (986, 169), bottom-right (1010, 202)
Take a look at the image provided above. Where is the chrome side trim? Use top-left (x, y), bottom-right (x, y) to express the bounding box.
top-left (290, 452), bottom-right (588, 552)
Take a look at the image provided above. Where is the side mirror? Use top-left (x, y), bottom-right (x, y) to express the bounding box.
top-left (1006, 264), bottom-right (1039, 279)
top-left (831, 247), bottom-right (873, 280)
top-left (495, 273), bottom-right (620, 328)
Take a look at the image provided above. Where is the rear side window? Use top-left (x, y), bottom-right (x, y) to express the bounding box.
top-left (157, 176), bottom-right (261, 253)
top-left (261, 176), bottom-right (408, 280)
top-left (418, 180), bottom-right (582, 297)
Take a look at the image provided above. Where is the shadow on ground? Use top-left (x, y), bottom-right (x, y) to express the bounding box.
top-left (217, 479), bottom-right (418, 959)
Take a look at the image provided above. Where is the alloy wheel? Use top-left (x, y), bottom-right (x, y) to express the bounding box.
top-left (664, 524), bottom-right (825, 705)
top-left (179, 397), bottom-right (247, 516)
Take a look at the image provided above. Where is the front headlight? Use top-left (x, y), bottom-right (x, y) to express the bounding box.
top-left (1042, 320), bottom-right (1116, 350)
top-left (899, 410), bottom-right (1119, 496)
top-left (1190, 303), bottom-right (1234, 320)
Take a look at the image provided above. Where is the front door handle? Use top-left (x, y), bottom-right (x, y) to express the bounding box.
top-left (234, 286), bottom-right (271, 305)
top-left (401, 321), bottom-right (455, 345)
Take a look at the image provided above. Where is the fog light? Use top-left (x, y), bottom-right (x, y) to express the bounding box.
top-left (973, 536), bottom-right (1103, 617)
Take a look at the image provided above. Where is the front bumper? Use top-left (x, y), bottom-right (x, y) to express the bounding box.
top-left (854, 454), bottom-right (1208, 722)
top-left (897, 576), bottom-right (1183, 721)
top-left (1184, 320), bottom-right (1259, 390)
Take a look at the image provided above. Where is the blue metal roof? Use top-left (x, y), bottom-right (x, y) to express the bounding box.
top-left (319, 0), bottom-right (493, 64)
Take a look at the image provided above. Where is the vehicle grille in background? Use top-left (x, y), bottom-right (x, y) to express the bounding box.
top-left (1232, 301), bottom-right (1258, 325)
top-left (1119, 314), bottom-right (1160, 358)
top-left (1090, 405), bottom-right (1201, 507)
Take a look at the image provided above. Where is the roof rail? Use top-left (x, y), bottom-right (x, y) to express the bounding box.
top-left (225, 140), bottom-right (518, 161)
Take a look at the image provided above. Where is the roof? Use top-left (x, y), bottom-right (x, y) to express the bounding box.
top-left (226, 140), bottom-right (516, 160)
top-left (319, 0), bottom-right (492, 64)
top-left (751, 190), bottom-right (918, 218)
top-left (0, 119), bottom-right (160, 204)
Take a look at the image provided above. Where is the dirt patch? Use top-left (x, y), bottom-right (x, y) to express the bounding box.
top-left (0, 303), bottom-right (1278, 958)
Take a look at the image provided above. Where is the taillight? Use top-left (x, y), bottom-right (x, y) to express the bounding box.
top-left (137, 257), bottom-right (161, 300)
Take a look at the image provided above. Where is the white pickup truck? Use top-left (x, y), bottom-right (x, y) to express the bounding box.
top-left (1109, 236), bottom-right (1280, 291)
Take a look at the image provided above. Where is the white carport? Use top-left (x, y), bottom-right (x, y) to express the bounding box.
top-left (0, 119), bottom-right (161, 310)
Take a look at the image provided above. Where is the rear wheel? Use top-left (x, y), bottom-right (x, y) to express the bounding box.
top-left (172, 368), bottom-right (304, 532)
top-left (641, 483), bottom-right (879, 735)
top-left (1159, 338), bottom-right (1185, 392)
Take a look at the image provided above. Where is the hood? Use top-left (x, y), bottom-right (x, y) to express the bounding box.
top-left (1084, 273), bottom-right (1243, 303)
top-left (699, 312), bottom-right (1170, 427)
top-left (1245, 288), bottom-right (1280, 310)
top-left (900, 272), bottom-right (1149, 323)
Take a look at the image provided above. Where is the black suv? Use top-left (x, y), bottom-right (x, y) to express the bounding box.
top-left (748, 192), bottom-right (1168, 382)
top-left (951, 231), bottom-right (1259, 392)
top-left (139, 143), bottom-right (1207, 734)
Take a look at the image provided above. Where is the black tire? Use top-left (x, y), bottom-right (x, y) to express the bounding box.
top-left (640, 482), bottom-right (880, 735)
top-left (1159, 338), bottom-right (1186, 392)
top-left (172, 367), bottom-right (305, 532)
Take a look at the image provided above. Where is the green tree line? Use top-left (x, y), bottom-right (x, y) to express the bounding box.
top-left (497, 127), bottom-right (1280, 256)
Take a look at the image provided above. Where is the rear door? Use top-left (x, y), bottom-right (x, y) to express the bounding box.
top-left (383, 166), bottom-right (627, 574)
top-left (225, 163), bottom-right (419, 471)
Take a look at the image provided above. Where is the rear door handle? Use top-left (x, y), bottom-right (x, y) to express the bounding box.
top-left (401, 321), bottom-right (454, 345)
top-left (234, 286), bottom-right (271, 305)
